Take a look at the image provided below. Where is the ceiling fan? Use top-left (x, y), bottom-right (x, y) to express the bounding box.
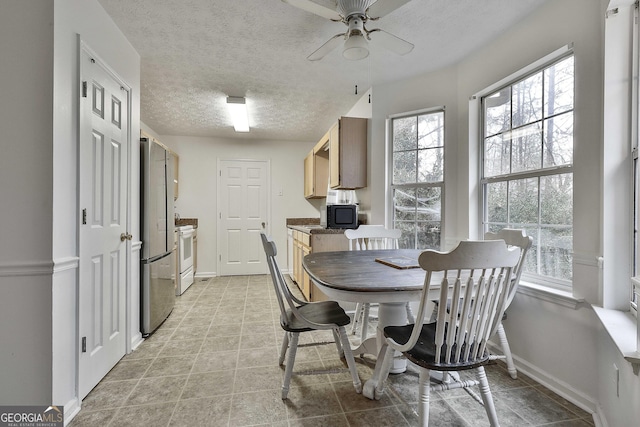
top-left (282, 0), bottom-right (415, 61)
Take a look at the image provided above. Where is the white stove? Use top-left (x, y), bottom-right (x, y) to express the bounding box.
top-left (176, 225), bottom-right (195, 295)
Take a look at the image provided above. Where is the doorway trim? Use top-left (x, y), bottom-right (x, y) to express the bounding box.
top-left (77, 39), bottom-right (133, 399)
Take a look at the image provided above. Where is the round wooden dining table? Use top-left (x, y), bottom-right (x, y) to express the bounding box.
top-left (302, 248), bottom-right (430, 374)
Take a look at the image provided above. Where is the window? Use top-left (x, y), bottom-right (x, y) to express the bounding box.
top-left (481, 55), bottom-right (574, 288)
top-left (390, 109), bottom-right (444, 250)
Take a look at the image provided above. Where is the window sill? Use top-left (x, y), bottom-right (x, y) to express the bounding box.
top-left (517, 281), bottom-right (584, 309)
top-left (591, 306), bottom-right (640, 374)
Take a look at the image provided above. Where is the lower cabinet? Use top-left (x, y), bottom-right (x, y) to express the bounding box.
top-left (290, 229), bottom-right (348, 301)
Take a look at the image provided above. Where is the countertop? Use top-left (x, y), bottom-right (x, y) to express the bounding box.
top-left (288, 224), bottom-right (348, 234)
top-left (176, 218), bottom-right (198, 228)
top-left (286, 218), bottom-right (351, 234)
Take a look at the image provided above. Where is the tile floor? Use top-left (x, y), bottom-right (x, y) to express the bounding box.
top-left (70, 275), bottom-right (595, 427)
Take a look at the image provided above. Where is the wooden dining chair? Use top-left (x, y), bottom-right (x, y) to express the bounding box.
top-left (364, 240), bottom-right (520, 427)
top-left (260, 233), bottom-right (362, 399)
top-left (429, 228), bottom-right (533, 379)
top-left (484, 228), bottom-right (533, 379)
top-left (344, 225), bottom-right (414, 343)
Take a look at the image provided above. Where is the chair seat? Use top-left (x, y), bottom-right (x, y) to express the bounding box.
top-left (384, 323), bottom-right (490, 371)
top-left (282, 301), bottom-right (351, 332)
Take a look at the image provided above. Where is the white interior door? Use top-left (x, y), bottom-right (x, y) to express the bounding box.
top-left (218, 159), bottom-right (270, 275)
top-left (78, 47), bottom-right (129, 399)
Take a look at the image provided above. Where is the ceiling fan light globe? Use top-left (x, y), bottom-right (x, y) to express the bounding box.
top-left (343, 35), bottom-right (369, 60)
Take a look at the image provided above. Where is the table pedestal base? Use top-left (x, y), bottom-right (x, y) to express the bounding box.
top-left (350, 302), bottom-right (408, 374)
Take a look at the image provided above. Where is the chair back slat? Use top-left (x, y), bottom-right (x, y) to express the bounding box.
top-left (407, 240), bottom-right (520, 366)
top-left (344, 225), bottom-right (401, 251)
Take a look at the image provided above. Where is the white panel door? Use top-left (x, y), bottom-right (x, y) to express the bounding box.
top-left (78, 48), bottom-right (129, 399)
top-left (218, 160), bottom-right (269, 275)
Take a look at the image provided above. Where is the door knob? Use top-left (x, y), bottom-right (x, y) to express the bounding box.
top-left (262, 222), bottom-right (266, 229)
top-left (120, 233), bottom-right (132, 242)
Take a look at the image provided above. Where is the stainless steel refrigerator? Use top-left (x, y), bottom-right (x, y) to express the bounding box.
top-left (140, 137), bottom-right (175, 336)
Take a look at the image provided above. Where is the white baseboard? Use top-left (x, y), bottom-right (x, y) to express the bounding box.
top-left (130, 332), bottom-right (144, 353)
top-left (63, 397), bottom-right (81, 426)
top-left (195, 271), bottom-right (216, 278)
top-left (487, 341), bottom-right (598, 417)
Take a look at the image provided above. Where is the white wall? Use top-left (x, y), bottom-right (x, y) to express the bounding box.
top-left (160, 135), bottom-right (317, 274)
top-left (454, 0), bottom-right (606, 416)
top-left (0, 0), bottom-right (54, 405)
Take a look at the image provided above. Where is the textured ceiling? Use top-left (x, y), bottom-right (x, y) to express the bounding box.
top-left (97, 0), bottom-right (549, 142)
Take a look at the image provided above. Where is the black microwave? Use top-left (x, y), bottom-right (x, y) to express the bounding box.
top-left (326, 204), bottom-right (358, 229)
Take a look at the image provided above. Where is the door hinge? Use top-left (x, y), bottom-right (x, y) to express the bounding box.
top-left (82, 208), bottom-right (87, 225)
top-left (82, 81), bottom-right (87, 98)
top-left (81, 337), bottom-right (87, 353)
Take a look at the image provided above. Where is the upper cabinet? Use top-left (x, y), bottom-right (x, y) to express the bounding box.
top-left (304, 130), bottom-right (330, 199)
top-left (329, 117), bottom-right (367, 190)
top-left (304, 116), bottom-right (367, 199)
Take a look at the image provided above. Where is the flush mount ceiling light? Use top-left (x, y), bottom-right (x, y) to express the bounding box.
top-left (226, 96), bottom-right (250, 132)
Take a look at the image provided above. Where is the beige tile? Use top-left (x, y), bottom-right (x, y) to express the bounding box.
top-left (229, 390), bottom-right (288, 426)
top-left (123, 340), bottom-right (165, 360)
top-left (181, 370), bottom-right (235, 399)
top-left (112, 402), bottom-right (176, 427)
top-left (233, 365), bottom-right (283, 393)
top-left (239, 331), bottom-right (277, 350)
top-left (68, 276), bottom-right (583, 427)
top-left (126, 375), bottom-right (187, 406)
top-left (200, 335), bottom-right (240, 353)
top-left (159, 338), bottom-right (204, 357)
top-left (207, 323), bottom-right (242, 337)
top-left (169, 396), bottom-right (232, 427)
top-left (170, 324), bottom-right (210, 341)
top-left (67, 409), bottom-right (116, 427)
top-left (236, 346), bottom-right (279, 368)
top-left (103, 358), bottom-right (152, 382)
top-left (284, 383), bottom-right (344, 419)
top-left (332, 381), bottom-right (395, 413)
top-left (286, 414), bottom-right (349, 427)
top-left (192, 350), bottom-right (238, 373)
top-left (144, 354), bottom-right (197, 378)
top-left (345, 406), bottom-right (411, 427)
top-left (80, 379), bottom-right (139, 411)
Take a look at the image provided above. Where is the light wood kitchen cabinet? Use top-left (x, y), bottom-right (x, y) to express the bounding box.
top-left (329, 116), bottom-right (367, 189)
top-left (290, 228), bottom-right (348, 301)
top-left (303, 132), bottom-right (330, 199)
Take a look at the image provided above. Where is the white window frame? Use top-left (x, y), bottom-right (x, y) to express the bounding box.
top-left (631, 1), bottom-right (639, 316)
top-left (475, 45), bottom-right (575, 291)
top-left (387, 106), bottom-right (445, 250)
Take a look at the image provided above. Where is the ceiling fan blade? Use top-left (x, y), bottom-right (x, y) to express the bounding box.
top-left (366, 0), bottom-right (412, 19)
top-left (308, 34), bottom-right (345, 61)
top-left (282, 0), bottom-right (342, 21)
top-left (368, 29), bottom-right (414, 55)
